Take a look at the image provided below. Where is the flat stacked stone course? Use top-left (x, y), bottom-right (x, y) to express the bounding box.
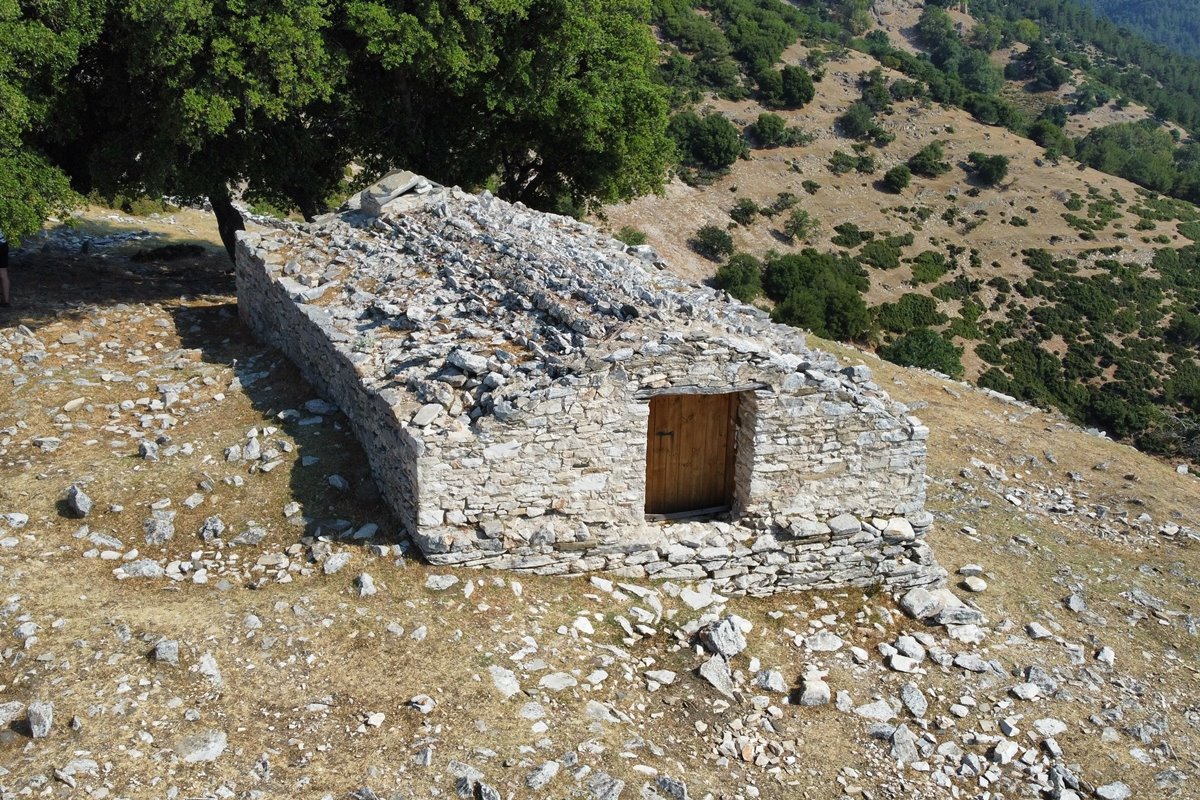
top-left (235, 177), bottom-right (946, 594)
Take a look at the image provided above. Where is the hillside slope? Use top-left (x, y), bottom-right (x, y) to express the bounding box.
top-left (1084, 0), bottom-right (1200, 57)
top-left (605, 1), bottom-right (1200, 461)
top-left (0, 212), bottom-right (1196, 798)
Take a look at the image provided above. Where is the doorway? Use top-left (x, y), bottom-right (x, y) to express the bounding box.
top-left (644, 392), bottom-right (740, 518)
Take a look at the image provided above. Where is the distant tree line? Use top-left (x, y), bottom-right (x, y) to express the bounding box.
top-left (1085, 0), bottom-right (1200, 59)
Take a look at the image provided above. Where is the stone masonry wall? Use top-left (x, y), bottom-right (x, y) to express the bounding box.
top-left (236, 236), bottom-right (423, 535)
top-left (234, 183), bottom-right (946, 595)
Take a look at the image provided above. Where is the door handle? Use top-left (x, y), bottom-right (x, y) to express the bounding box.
top-left (656, 431), bottom-right (674, 437)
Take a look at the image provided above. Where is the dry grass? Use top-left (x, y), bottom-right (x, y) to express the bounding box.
top-left (1, 204), bottom-right (1198, 798)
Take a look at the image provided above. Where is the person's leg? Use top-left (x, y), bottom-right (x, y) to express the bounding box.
top-left (0, 268), bottom-right (8, 306)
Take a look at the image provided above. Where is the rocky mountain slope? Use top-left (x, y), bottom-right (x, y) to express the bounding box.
top-left (0, 208), bottom-right (1196, 799)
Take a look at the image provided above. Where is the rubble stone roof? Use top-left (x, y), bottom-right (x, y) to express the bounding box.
top-left (243, 181), bottom-right (888, 426)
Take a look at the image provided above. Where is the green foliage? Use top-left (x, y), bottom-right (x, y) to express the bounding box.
top-left (976, 341), bottom-right (1004, 364)
top-left (967, 152), bottom-right (1010, 186)
top-left (910, 250), bottom-right (949, 283)
top-left (1011, 39), bottom-right (1071, 90)
top-left (1167, 310), bottom-right (1200, 345)
top-left (764, 250), bottom-right (871, 341)
top-left (827, 150), bottom-right (875, 175)
top-left (875, 293), bottom-right (946, 333)
top-left (748, 113), bottom-right (786, 147)
top-left (671, 111), bottom-right (746, 171)
top-left (1028, 118), bottom-right (1075, 160)
top-left (760, 64), bottom-right (815, 108)
top-left (908, 142), bottom-right (951, 178)
top-left (729, 198), bottom-right (759, 226)
top-left (838, 102), bottom-right (876, 139)
top-left (23, 0), bottom-right (675, 257)
top-left (764, 191), bottom-right (798, 216)
top-left (970, 0), bottom-right (1200, 135)
top-left (1074, 121), bottom-right (1183, 196)
top-left (858, 241), bottom-right (899, 270)
top-left (857, 235), bottom-right (911, 270)
top-left (746, 113), bottom-right (811, 148)
top-left (714, 252), bottom-right (763, 301)
top-left (762, 248), bottom-right (867, 299)
top-left (1085, 0), bottom-right (1200, 58)
top-left (882, 164), bottom-right (911, 193)
top-left (831, 222), bottom-right (874, 249)
top-left (780, 65), bottom-right (816, 106)
top-left (1178, 221), bottom-right (1200, 241)
top-left (782, 208), bottom-right (818, 242)
top-left (615, 226), bottom-right (647, 246)
top-left (0, 0), bottom-right (103, 241)
top-left (692, 224), bottom-right (734, 260)
top-left (879, 328), bottom-right (964, 377)
top-left (0, 151), bottom-right (79, 245)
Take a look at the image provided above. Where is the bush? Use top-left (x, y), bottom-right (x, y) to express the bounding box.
top-left (832, 222), bottom-right (874, 248)
top-left (875, 293), bottom-right (946, 333)
top-left (780, 65), bottom-right (815, 108)
top-left (714, 252), bottom-right (763, 302)
top-left (828, 150), bottom-right (857, 175)
top-left (976, 341), bottom-right (1004, 364)
top-left (744, 112), bottom-right (811, 148)
top-left (838, 102), bottom-right (876, 139)
top-left (670, 111), bottom-right (746, 171)
top-left (782, 208), bottom-right (818, 242)
top-left (614, 226), bottom-right (646, 246)
top-left (910, 250), bottom-right (949, 283)
top-left (879, 328), bottom-right (964, 377)
top-left (764, 191), bottom-right (798, 216)
top-left (748, 113), bottom-right (787, 147)
top-left (967, 152), bottom-right (1010, 186)
top-left (763, 248), bottom-right (868, 301)
top-left (882, 164), bottom-right (911, 193)
top-left (692, 225), bottom-right (734, 260)
top-left (858, 238), bottom-right (903, 270)
top-left (764, 250), bottom-right (873, 342)
top-left (729, 198), bottom-right (760, 226)
top-left (908, 141), bottom-right (951, 177)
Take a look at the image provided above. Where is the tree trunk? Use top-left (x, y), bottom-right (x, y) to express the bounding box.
top-left (209, 191), bottom-right (245, 262)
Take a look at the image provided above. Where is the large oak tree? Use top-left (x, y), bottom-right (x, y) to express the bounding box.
top-left (4, 0), bottom-right (674, 258)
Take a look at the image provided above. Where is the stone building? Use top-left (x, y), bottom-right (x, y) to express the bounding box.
top-left (235, 174), bottom-right (944, 594)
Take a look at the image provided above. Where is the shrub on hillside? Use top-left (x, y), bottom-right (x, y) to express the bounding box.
top-left (782, 208), bottom-right (818, 242)
top-left (691, 224), bottom-right (734, 260)
top-left (615, 226), bottom-right (646, 246)
top-left (714, 252), bottom-right (763, 302)
top-left (875, 293), bottom-right (946, 333)
top-left (670, 111), bottom-right (746, 171)
top-left (729, 198), bottom-right (760, 226)
top-left (967, 152), bottom-right (1010, 186)
top-left (908, 141), bottom-right (951, 178)
top-left (882, 164), bottom-right (911, 193)
top-left (910, 250), bottom-right (949, 283)
top-left (879, 328), bottom-right (964, 377)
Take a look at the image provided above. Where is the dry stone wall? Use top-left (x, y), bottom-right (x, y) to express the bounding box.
top-left (236, 181), bottom-right (945, 594)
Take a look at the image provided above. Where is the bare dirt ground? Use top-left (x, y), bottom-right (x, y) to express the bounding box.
top-left (604, 46), bottom-right (1183, 303)
top-left (0, 209), bottom-right (1197, 799)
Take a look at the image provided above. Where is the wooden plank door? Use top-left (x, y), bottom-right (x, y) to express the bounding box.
top-left (645, 393), bottom-right (738, 517)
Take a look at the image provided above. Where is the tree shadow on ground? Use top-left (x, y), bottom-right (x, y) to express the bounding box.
top-left (167, 300), bottom-right (411, 560)
top-left (2, 220), bottom-right (234, 334)
top-left (1, 215), bottom-right (410, 563)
